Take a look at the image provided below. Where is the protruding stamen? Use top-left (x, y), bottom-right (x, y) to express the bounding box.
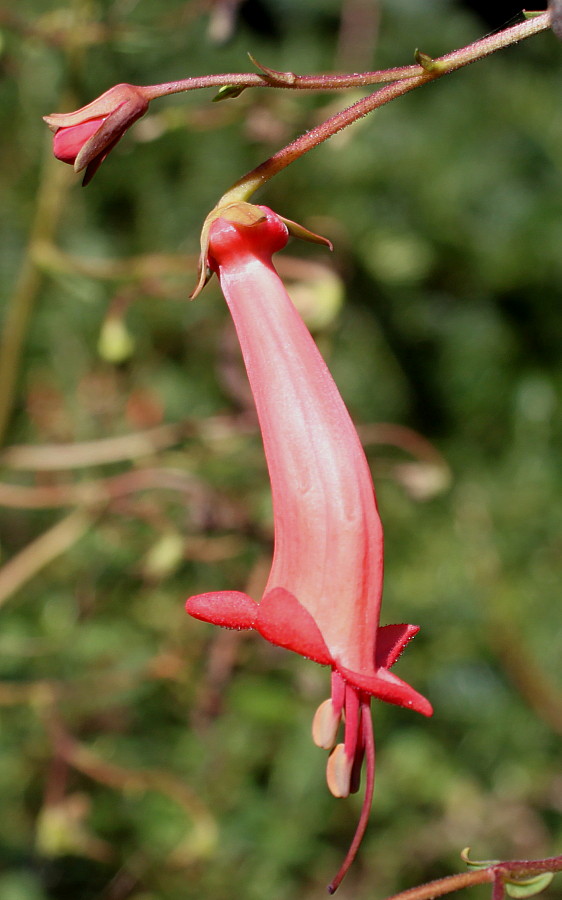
top-left (325, 682), bottom-right (364, 797)
top-left (326, 743), bottom-right (353, 798)
top-left (343, 684), bottom-right (360, 758)
top-left (349, 716), bottom-right (365, 795)
top-left (331, 670), bottom-right (346, 717)
top-left (312, 699), bottom-right (341, 750)
top-left (327, 700), bottom-right (375, 894)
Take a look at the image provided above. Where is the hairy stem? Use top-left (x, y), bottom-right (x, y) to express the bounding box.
top-left (382, 857), bottom-right (562, 900)
top-left (141, 65), bottom-right (423, 100)
top-left (140, 11), bottom-right (550, 102)
top-left (218, 12), bottom-right (550, 202)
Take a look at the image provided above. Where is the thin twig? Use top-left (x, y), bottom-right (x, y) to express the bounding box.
top-left (123, 9), bottom-right (551, 105)
top-left (220, 12), bottom-right (551, 199)
top-left (0, 146), bottom-right (72, 445)
top-left (0, 509), bottom-right (96, 607)
top-left (142, 65), bottom-right (423, 100)
top-left (47, 715), bottom-right (218, 863)
top-left (0, 468), bottom-right (200, 509)
top-left (0, 422), bottom-right (192, 470)
top-left (383, 868), bottom-right (494, 900)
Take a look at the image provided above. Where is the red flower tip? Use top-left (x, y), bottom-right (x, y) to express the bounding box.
top-left (43, 83), bottom-right (149, 184)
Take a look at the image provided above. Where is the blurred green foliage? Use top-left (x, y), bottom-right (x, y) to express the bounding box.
top-left (0, 2), bottom-right (561, 899)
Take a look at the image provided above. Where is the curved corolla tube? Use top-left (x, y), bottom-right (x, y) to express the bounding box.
top-left (186, 203), bottom-right (432, 892)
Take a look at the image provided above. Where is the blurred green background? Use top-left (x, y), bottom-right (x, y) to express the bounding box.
top-left (1, 1), bottom-right (561, 898)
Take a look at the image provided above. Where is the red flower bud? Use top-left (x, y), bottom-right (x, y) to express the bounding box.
top-left (43, 83), bottom-right (149, 184)
top-left (52, 117), bottom-right (106, 165)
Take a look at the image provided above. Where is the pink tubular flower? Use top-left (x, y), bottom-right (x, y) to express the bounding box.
top-left (186, 203), bottom-right (432, 892)
top-left (43, 83), bottom-right (149, 185)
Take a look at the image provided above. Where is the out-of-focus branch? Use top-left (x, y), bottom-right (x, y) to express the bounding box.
top-left (358, 422), bottom-right (451, 500)
top-left (0, 147), bottom-right (72, 446)
top-left (32, 241), bottom-right (196, 282)
top-left (335, 0), bottom-right (380, 72)
top-left (0, 509), bottom-right (95, 608)
top-left (0, 422), bottom-right (192, 470)
top-left (455, 487), bottom-right (562, 737)
top-left (488, 618), bottom-right (562, 737)
top-left (0, 468), bottom-right (201, 509)
top-left (46, 714), bottom-right (218, 863)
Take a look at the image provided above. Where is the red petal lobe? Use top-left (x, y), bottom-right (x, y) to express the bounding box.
top-left (375, 623), bottom-right (420, 669)
top-left (186, 591), bottom-right (258, 629)
top-left (256, 587), bottom-right (333, 665)
top-left (337, 664), bottom-right (433, 716)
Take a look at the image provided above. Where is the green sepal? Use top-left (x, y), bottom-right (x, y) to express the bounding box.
top-left (279, 216), bottom-right (333, 251)
top-left (212, 85), bottom-right (246, 102)
top-left (462, 850), bottom-right (555, 900)
top-left (190, 202), bottom-right (331, 300)
top-left (505, 875), bottom-right (554, 898)
top-left (414, 49), bottom-right (448, 73)
top-left (461, 848), bottom-right (500, 870)
top-left (248, 52), bottom-right (297, 85)
top-left (190, 202), bottom-right (267, 299)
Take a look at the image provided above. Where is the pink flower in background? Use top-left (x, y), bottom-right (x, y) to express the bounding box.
top-left (186, 203), bottom-right (432, 892)
top-left (43, 83), bottom-right (149, 184)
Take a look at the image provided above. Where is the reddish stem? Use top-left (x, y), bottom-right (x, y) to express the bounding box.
top-left (492, 873), bottom-right (505, 900)
top-left (141, 12), bottom-right (550, 104)
top-left (384, 869), bottom-right (495, 900)
top-left (141, 65), bottom-right (421, 100)
top-left (219, 12), bottom-right (551, 202)
top-left (382, 857), bottom-right (562, 900)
